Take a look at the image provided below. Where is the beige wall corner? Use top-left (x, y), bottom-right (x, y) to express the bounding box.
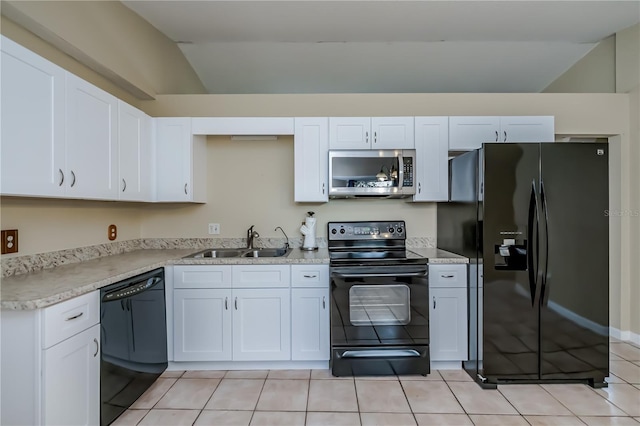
top-left (1, 0), bottom-right (206, 99)
top-left (543, 35), bottom-right (616, 93)
top-left (616, 23), bottom-right (640, 94)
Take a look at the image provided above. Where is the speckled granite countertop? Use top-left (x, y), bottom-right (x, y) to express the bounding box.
top-left (411, 248), bottom-right (469, 264)
top-left (1, 247), bottom-right (465, 310)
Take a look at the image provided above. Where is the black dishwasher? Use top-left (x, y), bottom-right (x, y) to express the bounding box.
top-left (100, 268), bottom-right (167, 426)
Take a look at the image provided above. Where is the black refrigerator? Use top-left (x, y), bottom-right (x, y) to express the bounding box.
top-left (438, 142), bottom-right (609, 388)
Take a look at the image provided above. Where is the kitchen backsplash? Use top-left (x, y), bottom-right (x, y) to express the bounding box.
top-left (1, 236), bottom-right (435, 278)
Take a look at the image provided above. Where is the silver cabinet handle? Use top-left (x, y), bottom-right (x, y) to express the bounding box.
top-left (234, 297), bottom-right (238, 310)
top-left (93, 338), bottom-right (99, 357)
top-left (184, 183), bottom-right (188, 195)
top-left (58, 169), bottom-right (64, 186)
top-left (433, 297), bottom-right (436, 309)
top-left (225, 297), bottom-right (228, 310)
top-left (303, 274), bottom-right (317, 278)
top-left (495, 130), bottom-right (499, 142)
top-left (66, 312), bottom-right (84, 321)
top-left (418, 182), bottom-right (421, 194)
top-left (122, 179), bottom-right (127, 192)
top-left (441, 274), bottom-right (455, 278)
top-left (503, 130), bottom-right (507, 142)
top-left (70, 170), bottom-right (76, 187)
top-left (322, 296), bottom-right (326, 309)
top-left (374, 131), bottom-right (377, 144)
top-left (322, 183), bottom-right (325, 194)
top-left (365, 131), bottom-right (369, 144)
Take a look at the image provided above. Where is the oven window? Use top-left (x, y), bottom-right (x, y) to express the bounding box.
top-left (349, 285), bottom-right (410, 326)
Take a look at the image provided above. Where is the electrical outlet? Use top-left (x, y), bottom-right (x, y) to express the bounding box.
top-left (1, 229), bottom-right (19, 254)
top-left (208, 223), bottom-right (220, 235)
top-left (108, 224), bottom-right (117, 241)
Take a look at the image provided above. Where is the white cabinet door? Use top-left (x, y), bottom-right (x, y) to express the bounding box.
top-left (65, 73), bottom-right (118, 200)
top-left (154, 118), bottom-right (206, 202)
top-left (329, 117), bottom-right (414, 149)
top-left (294, 117), bottom-right (329, 202)
top-left (429, 264), bottom-right (468, 362)
top-left (291, 288), bottom-right (330, 361)
top-left (232, 288), bottom-right (291, 361)
top-left (371, 117), bottom-right (414, 149)
top-left (414, 117), bottom-right (449, 201)
top-left (329, 117), bottom-right (371, 149)
top-left (499, 116), bottom-right (555, 143)
top-left (450, 116), bottom-right (555, 150)
top-left (429, 287), bottom-right (468, 362)
top-left (449, 116), bottom-right (501, 151)
top-left (174, 289), bottom-right (232, 361)
top-left (118, 101), bottom-right (151, 201)
top-left (1, 36), bottom-right (66, 197)
top-left (42, 323), bottom-right (100, 426)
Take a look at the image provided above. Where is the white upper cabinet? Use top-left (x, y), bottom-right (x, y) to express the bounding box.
top-left (118, 101), bottom-right (152, 201)
top-left (329, 117), bottom-right (414, 149)
top-left (1, 36), bottom-right (66, 197)
top-left (192, 117), bottom-right (294, 135)
top-left (413, 117), bottom-right (449, 202)
top-left (449, 116), bottom-right (555, 150)
top-left (499, 116), bottom-right (555, 143)
top-left (294, 117), bottom-right (329, 202)
top-left (372, 117), bottom-right (415, 149)
top-left (65, 73), bottom-right (119, 200)
top-left (154, 118), bottom-right (207, 203)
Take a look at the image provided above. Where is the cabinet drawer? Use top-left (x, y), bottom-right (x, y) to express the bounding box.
top-left (232, 265), bottom-right (290, 288)
top-left (291, 265), bottom-right (329, 288)
top-left (174, 265), bottom-right (232, 289)
top-left (429, 264), bottom-right (466, 288)
top-left (42, 291), bottom-right (100, 349)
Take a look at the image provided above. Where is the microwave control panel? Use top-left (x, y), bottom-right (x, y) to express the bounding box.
top-left (402, 157), bottom-right (413, 187)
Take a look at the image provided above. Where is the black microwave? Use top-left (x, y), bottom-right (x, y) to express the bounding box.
top-left (328, 149), bottom-right (416, 198)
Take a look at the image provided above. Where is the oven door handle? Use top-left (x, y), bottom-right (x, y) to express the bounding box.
top-left (331, 271), bottom-right (427, 278)
top-left (340, 349), bottom-right (422, 358)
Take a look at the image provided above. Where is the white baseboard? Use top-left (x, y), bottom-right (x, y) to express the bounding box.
top-left (609, 327), bottom-right (640, 346)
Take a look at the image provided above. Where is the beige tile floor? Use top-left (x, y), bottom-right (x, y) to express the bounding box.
top-left (113, 340), bottom-right (640, 426)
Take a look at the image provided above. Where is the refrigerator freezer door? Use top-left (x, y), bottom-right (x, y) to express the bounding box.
top-left (481, 143), bottom-right (541, 381)
top-left (539, 143), bottom-right (609, 382)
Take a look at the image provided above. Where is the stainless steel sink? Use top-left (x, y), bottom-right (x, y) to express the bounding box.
top-left (187, 248), bottom-right (248, 258)
top-left (242, 248), bottom-right (292, 258)
top-left (185, 247), bottom-right (292, 258)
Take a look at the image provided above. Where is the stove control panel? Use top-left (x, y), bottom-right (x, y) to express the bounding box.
top-left (328, 221), bottom-right (406, 240)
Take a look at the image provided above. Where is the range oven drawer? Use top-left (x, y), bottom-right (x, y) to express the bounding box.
top-left (332, 346), bottom-right (429, 377)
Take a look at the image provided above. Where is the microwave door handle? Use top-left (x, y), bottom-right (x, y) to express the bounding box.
top-left (398, 155), bottom-right (404, 189)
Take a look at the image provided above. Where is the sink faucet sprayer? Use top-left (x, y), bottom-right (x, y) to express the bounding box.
top-left (274, 226), bottom-right (290, 250)
top-left (247, 225), bottom-right (259, 249)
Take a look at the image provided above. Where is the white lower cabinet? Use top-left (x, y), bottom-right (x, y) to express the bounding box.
top-left (1, 291), bottom-right (100, 426)
top-left (429, 264), bottom-right (468, 363)
top-left (232, 288), bottom-right (290, 361)
top-left (43, 324), bottom-right (100, 426)
top-left (172, 264), bottom-right (329, 364)
top-left (173, 265), bottom-right (293, 362)
top-left (174, 288), bottom-right (232, 361)
top-left (291, 265), bottom-right (329, 361)
top-left (291, 288), bottom-right (330, 360)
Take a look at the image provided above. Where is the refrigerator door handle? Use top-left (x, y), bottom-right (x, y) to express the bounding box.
top-left (540, 180), bottom-right (550, 306)
top-left (527, 180), bottom-right (539, 307)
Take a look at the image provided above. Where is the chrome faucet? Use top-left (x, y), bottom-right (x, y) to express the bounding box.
top-left (247, 225), bottom-right (259, 249)
top-left (274, 226), bottom-right (290, 250)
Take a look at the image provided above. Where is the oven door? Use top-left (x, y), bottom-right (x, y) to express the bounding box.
top-left (330, 264), bottom-right (430, 376)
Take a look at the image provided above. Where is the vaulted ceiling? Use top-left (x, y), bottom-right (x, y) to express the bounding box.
top-left (122, 1), bottom-right (640, 94)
